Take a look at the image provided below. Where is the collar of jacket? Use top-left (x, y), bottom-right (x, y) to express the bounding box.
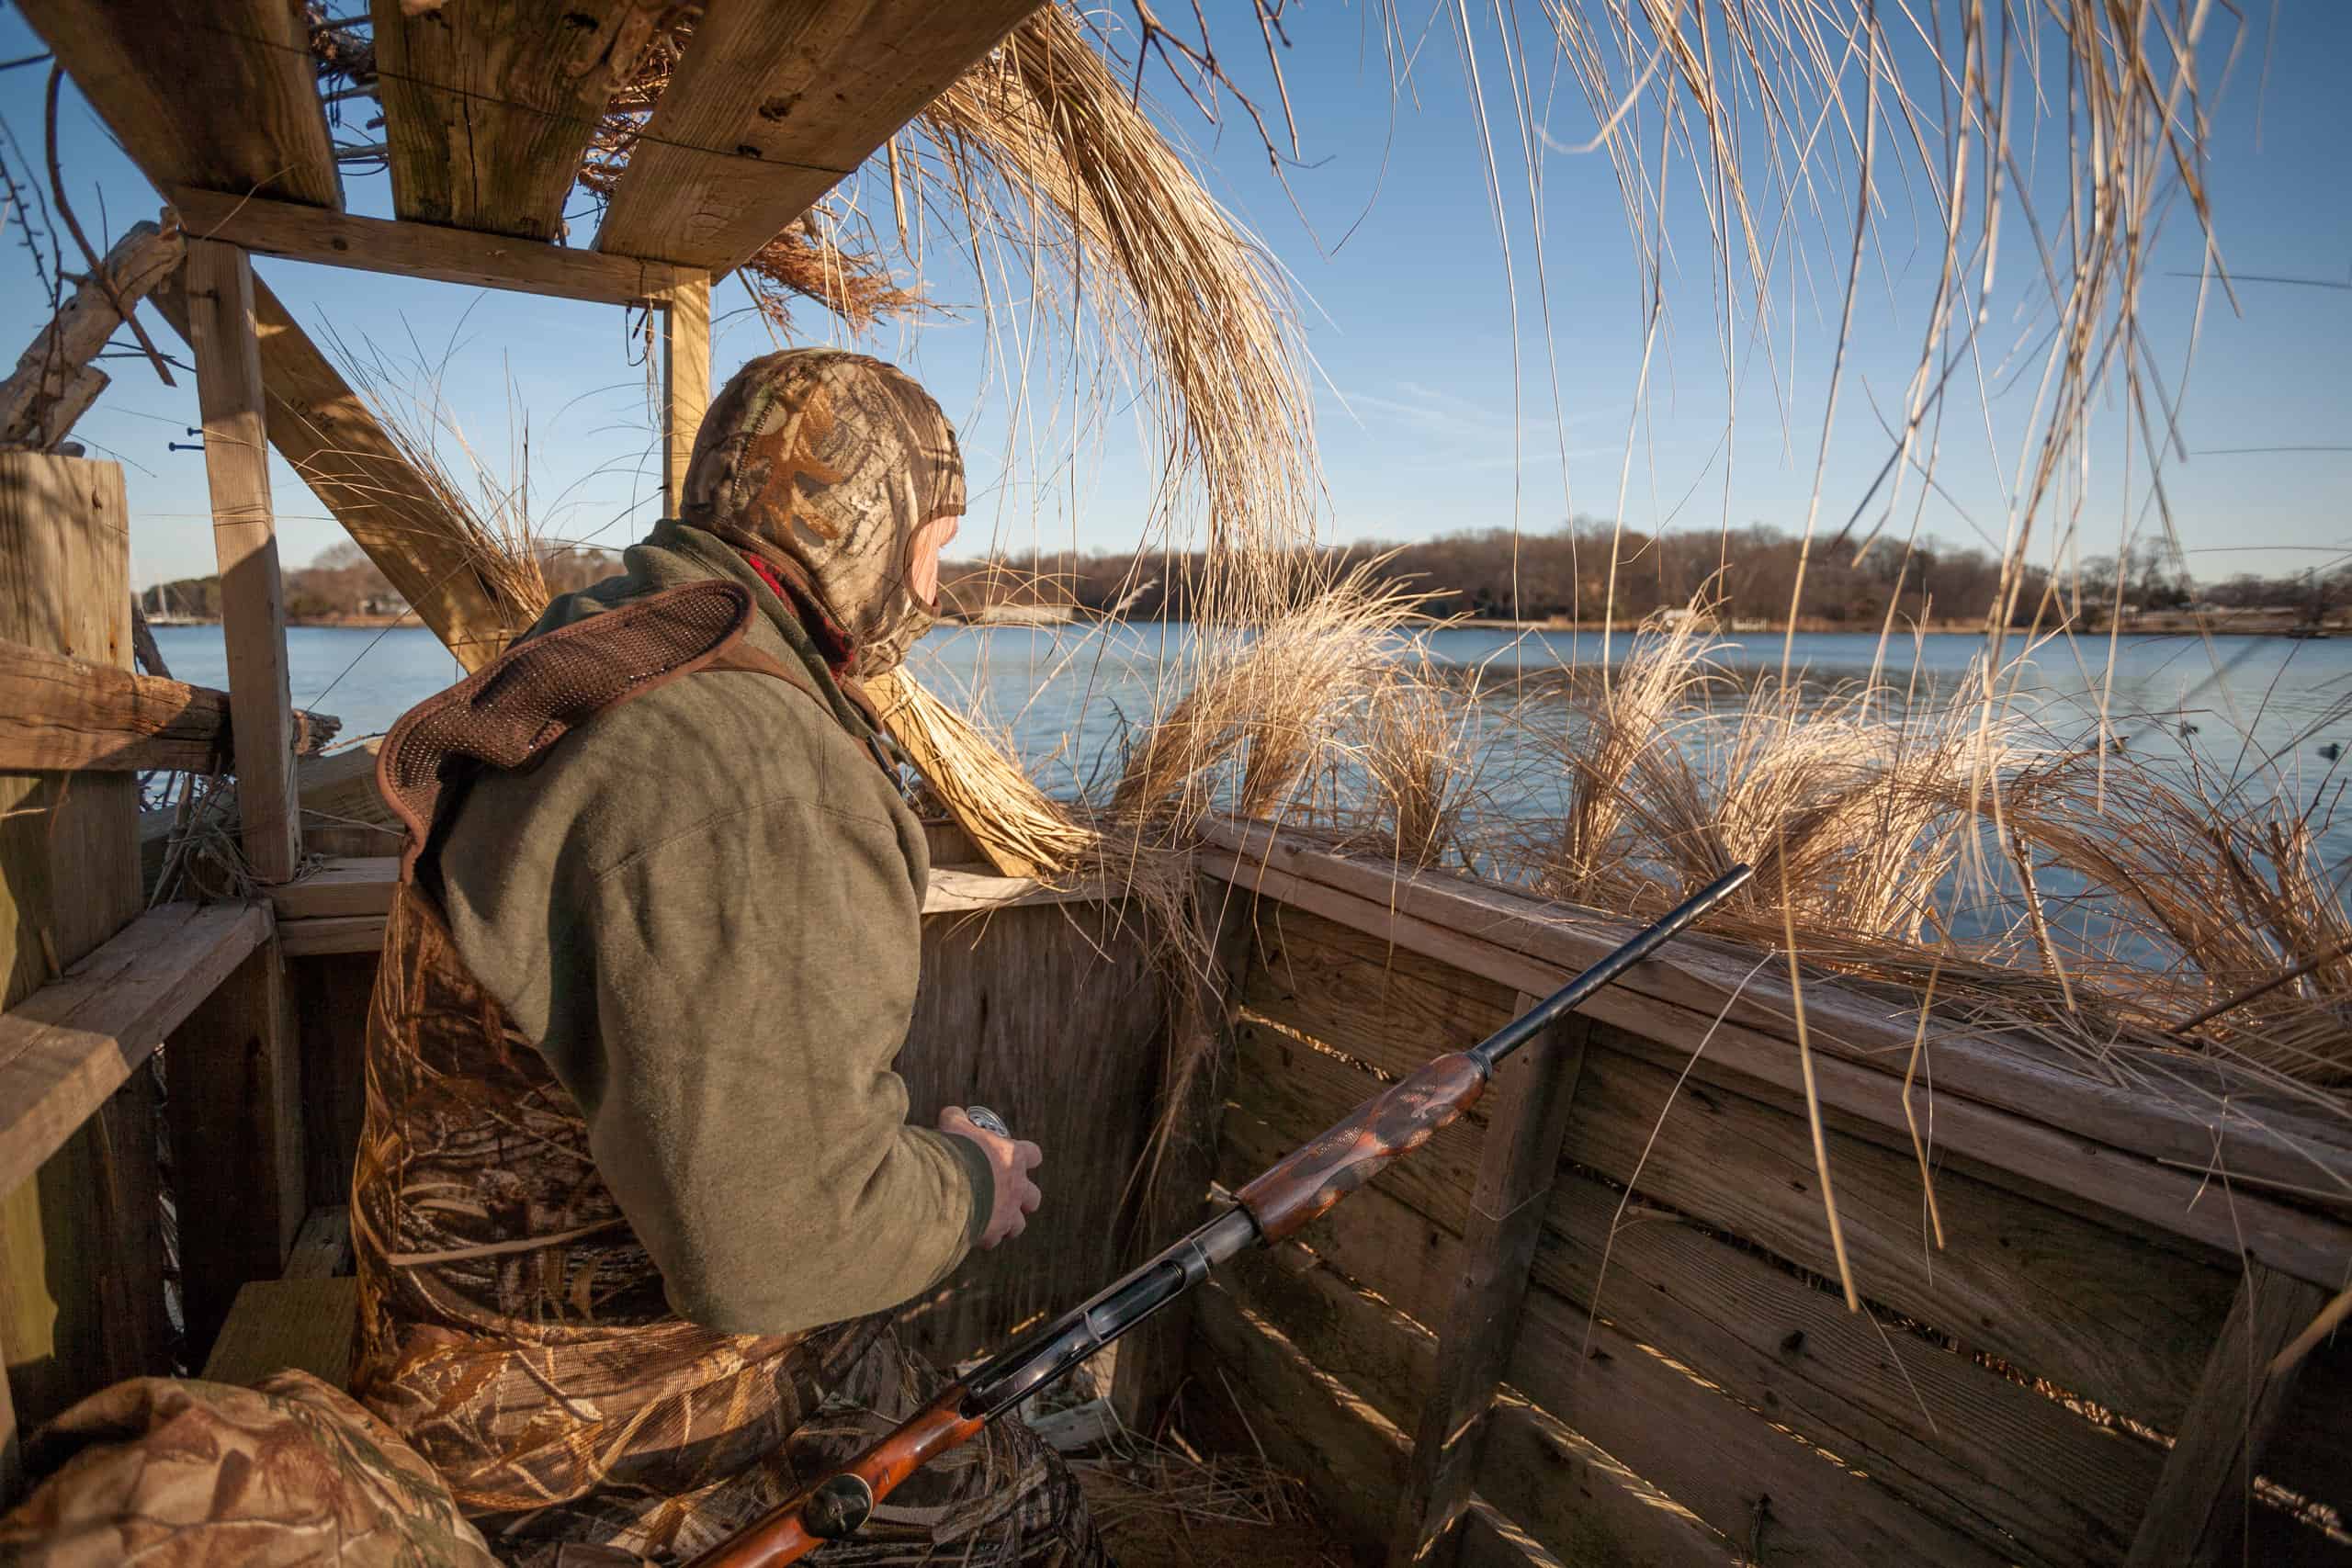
top-left (541, 520), bottom-right (884, 747)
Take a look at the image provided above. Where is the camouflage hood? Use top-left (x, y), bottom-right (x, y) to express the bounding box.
top-left (678, 349), bottom-right (965, 672)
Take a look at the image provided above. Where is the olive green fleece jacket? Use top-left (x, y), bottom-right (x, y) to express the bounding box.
top-left (425, 521), bottom-right (991, 1337)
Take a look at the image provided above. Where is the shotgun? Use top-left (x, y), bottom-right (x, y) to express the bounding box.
top-left (690, 863), bottom-right (1754, 1568)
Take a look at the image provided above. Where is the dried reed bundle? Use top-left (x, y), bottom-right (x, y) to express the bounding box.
top-left (1110, 560), bottom-right (1429, 827)
top-left (865, 666), bottom-right (1097, 880)
top-left (1998, 754), bottom-right (2352, 1083)
top-left (1345, 660), bottom-right (1480, 871)
top-left (1529, 608), bottom-right (2009, 947)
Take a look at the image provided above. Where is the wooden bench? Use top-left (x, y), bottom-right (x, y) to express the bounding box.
top-left (198, 1207), bottom-right (357, 1390)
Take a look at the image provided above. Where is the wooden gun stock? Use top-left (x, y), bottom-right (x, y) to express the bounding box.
top-left (686, 1384), bottom-right (986, 1568)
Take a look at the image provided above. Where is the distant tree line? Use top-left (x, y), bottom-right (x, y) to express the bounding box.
top-left (942, 522), bottom-right (2066, 626)
top-left (140, 541), bottom-right (623, 622)
top-left (132, 524), bottom-right (2345, 629)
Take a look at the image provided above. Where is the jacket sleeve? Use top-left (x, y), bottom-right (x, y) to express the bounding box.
top-left (547, 793), bottom-right (991, 1336)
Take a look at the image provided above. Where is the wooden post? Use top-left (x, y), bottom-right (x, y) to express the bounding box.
top-left (662, 277), bottom-right (711, 518)
top-left (2126, 1262), bottom-right (2332, 1565)
top-left (1390, 1005), bottom-right (1594, 1566)
top-left (183, 239), bottom-right (300, 884)
top-left (166, 935), bottom-right (305, 1364)
top-left (0, 453), bottom-right (159, 1481)
top-left (1109, 883), bottom-right (1258, 1434)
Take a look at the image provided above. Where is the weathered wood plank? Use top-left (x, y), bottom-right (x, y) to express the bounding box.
top-left (1204, 841), bottom-right (2352, 1292)
top-left (662, 277), bottom-right (711, 519)
top-left (170, 189), bottom-right (702, 307)
top-left (151, 269), bottom-right (522, 671)
top-left (1203, 1196), bottom-right (1732, 1568)
top-left (594, 0), bottom-right (1038, 271)
top-left (1509, 1284), bottom-right (2014, 1568)
top-left (0, 452), bottom-right (160, 1440)
top-left (2262, 1338), bottom-right (2352, 1537)
top-left (1243, 900), bottom-right (1517, 1085)
top-left (1222, 1236), bottom-right (1434, 1430)
top-left (891, 897), bottom-right (1163, 1363)
top-left (2127, 1263), bottom-right (2335, 1565)
top-left (1561, 1039), bottom-right (2236, 1432)
top-left (199, 1277), bottom-right (358, 1390)
top-left (368, 0), bottom-right (649, 243)
top-left (0, 902), bottom-right (272, 1201)
top-left (1202, 820), bottom-right (2352, 1224)
top-left (290, 953), bottom-right (379, 1207)
top-left (0, 635), bottom-right (335, 773)
top-left (1187, 1278), bottom-right (1407, 1552)
top-left (1474, 1394), bottom-right (1737, 1568)
top-left (284, 1206), bottom-right (354, 1281)
top-left (16, 0), bottom-right (339, 209)
top-left (1537, 1169), bottom-right (2164, 1565)
top-left (1109, 883), bottom-right (1254, 1435)
top-left (0, 220), bottom-right (182, 448)
top-left (1393, 1010), bottom-right (1592, 1566)
top-left (167, 934), bottom-right (304, 1365)
top-left (269, 858), bottom-right (402, 922)
top-left (185, 240), bottom-right (299, 883)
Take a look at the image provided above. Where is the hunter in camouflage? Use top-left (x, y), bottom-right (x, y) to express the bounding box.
top-left (347, 351), bottom-right (1098, 1563)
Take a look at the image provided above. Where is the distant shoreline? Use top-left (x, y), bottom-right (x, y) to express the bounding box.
top-left (153, 612), bottom-right (2351, 639)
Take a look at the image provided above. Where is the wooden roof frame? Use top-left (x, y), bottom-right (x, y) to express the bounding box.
top-left (12, 0), bottom-right (1046, 866)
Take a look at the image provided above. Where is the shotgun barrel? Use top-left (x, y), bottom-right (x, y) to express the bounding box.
top-left (690, 863), bottom-right (1753, 1568)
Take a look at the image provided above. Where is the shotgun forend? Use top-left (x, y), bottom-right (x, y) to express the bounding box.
top-left (1235, 1051), bottom-right (1487, 1240)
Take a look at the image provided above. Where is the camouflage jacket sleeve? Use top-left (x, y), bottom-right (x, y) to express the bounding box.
top-left (435, 664), bottom-right (991, 1337)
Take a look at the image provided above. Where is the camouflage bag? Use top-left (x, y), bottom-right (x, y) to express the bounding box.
top-left (0, 1371), bottom-right (496, 1568)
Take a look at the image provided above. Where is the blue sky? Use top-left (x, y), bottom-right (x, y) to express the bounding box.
top-left (2, 1), bottom-right (2346, 592)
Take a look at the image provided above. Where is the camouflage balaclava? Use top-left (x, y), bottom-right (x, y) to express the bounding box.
top-left (678, 349), bottom-right (965, 673)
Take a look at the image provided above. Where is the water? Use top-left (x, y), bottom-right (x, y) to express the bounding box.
top-left (153, 618), bottom-right (2352, 866)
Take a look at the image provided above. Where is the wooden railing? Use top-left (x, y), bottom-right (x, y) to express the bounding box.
top-left (1189, 821), bottom-right (2352, 1568)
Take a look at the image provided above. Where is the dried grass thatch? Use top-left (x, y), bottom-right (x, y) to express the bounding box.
top-left (578, 2), bottom-right (1316, 557)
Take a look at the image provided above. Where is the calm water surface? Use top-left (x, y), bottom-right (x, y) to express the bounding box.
top-left (153, 620), bottom-right (2352, 873)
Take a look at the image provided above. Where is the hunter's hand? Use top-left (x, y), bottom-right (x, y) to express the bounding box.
top-left (938, 1107), bottom-right (1043, 1247)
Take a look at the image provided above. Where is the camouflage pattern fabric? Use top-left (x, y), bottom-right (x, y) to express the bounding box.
top-left (677, 349), bottom-right (964, 672)
top-left (0, 1371), bottom-right (496, 1568)
top-left (353, 884), bottom-right (1105, 1566)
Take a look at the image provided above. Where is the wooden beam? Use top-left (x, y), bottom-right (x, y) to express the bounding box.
top-left (594, 0), bottom-right (1039, 272)
top-left (184, 241), bottom-right (300, 883)
top-left (0, 635), bottom-right (337, 773)
top-left (0, 220), bottom-right (183, 449)
top-left (15, 0), bottom-right (339, 209)
top-left (29, 368), bottom-right (107, 454)
top-left (1196, 826), bottom-right (2352, 1292)
top-left (1390, 1009), bottom-right (1592, 1567)
top-left (268, 857), bottom-right (402, 922)
top-left (171, 188), bottom-right (704, 308)
top-left (167, 932), bottom-right (304, 1365)
top-left (0, 902), bottom-right (272, 1202)
top-left (662, 277), bottom-right (711, 516)
top-left (2127, 1264), bottom-right (2334, 1565)
top-left (369, 0), bottom-right (648, 243)
top-left (151, 268), bottom-right (524, 671)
